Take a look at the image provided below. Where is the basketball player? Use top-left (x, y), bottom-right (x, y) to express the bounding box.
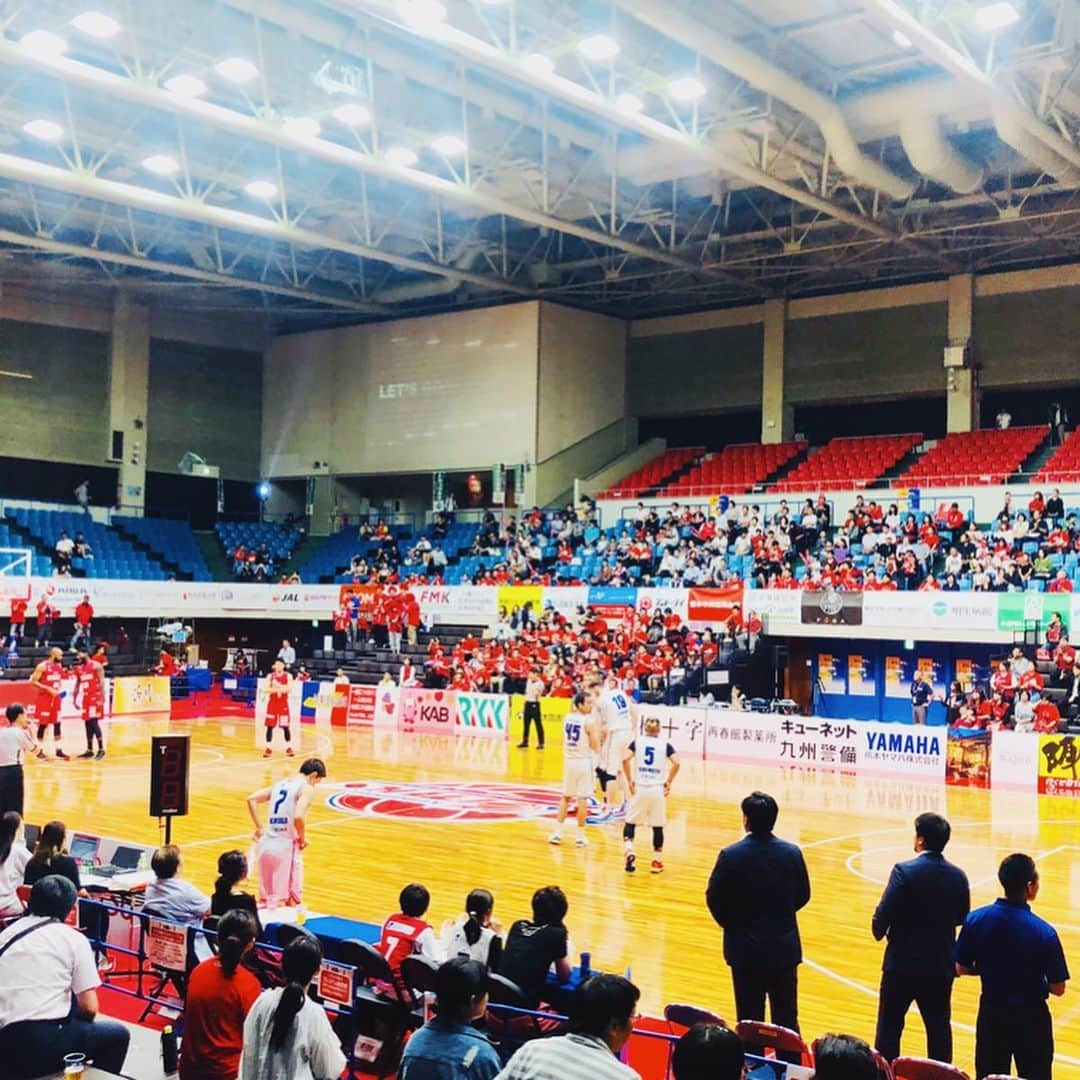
top-left (29, 646), bottom-right (68, 761)
top-left (246, 757), bottom-right (326, 908)
top-left (548, 692), bottom-right (600, 848)
top-left (591, 675), bottom-right (636, 814)
top-left (73, 649), bottom-right (106, 759)
top-left (263, 658), bottom-right (294, 758)
top-left (622, 716), bottom-right (680, 875)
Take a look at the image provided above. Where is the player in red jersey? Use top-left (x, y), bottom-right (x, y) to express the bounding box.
top-left (264, 659), bottom-right (294, 758)
top-left (72, 649), bottom-right (107, 759)
top-left (29, 646), bottom-right (69, 760)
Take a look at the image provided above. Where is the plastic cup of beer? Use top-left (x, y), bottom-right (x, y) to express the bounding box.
top-left (63, 1052), bottom-right (86, 1077)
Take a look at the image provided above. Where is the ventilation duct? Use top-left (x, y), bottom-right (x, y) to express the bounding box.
top-left (372, 247), bottom-right (485, 303)
top-left (992, 101), bottom-right (1080, 185)
top-left (898, 115), bottom-right (984, 194)
top-left (617, 0), bottom-right (916, 200)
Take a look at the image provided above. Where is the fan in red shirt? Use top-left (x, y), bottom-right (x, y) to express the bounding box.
top-left (1033, 698), bottom-right (1061, 733)
top-left (1047, 569), bottom-right (1074, 593)
top-left (156, 649), bottom-right (178, 677)
top-left (8, 596), bottom-right (27, 640)
top-left (919, 574), bottom-right (941, 591)
top-left (990, 662), bottom-right (1016, 699)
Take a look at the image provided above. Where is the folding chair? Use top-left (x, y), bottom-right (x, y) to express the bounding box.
top-left (401, 954), bottom-right (441, 996)
top-left (663, 1003), bottom-right (728, 1034)
top-left (485, 972), bottom-right (560, 1062)
top-left (891, 1058), bottom-right (971, 1080)
top-left (735, 1020), bottom-right (812, 1067)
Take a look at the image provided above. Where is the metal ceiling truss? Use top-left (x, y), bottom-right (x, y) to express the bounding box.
top-left (0, 0), bottom-right (1075, 328)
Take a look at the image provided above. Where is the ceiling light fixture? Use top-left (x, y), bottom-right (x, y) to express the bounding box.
top-left (431, 133), bottom-right (467, 156)
top-left (578, 33), bottom-right (620, 61)
top-left (974, 2), bottom-right (1020, 30)
top-left (614, 91), bottom-right (644, 114)
top-left (215, 57), bottom-right (259, 84)
top-left (142, 153), bottom-right (180, 176)
top-left (71, 11), bottom-right (121, 39)
top-left (22, 119), bottom-right (63, 142)
top-left (385, 146), bottom-right (419, 168)
top-left (163, 73), bottom-right (207, 98)
top-left (244, 179), bottom-right (278, 199)
top-left (398, 0), bottom-right (447, 28)
top-left (332, 102), bottom-right (372, 126)
top-left (18, 30), bottom-right (68, 58)
top-left (667, 74), bottom-right (706, 102)
top-left (282, 116), bottom-right (322, 139)
top-left (521, 53), bottom-right (555, 77)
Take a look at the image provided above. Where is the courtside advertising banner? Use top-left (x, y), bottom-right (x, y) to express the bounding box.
top-left (989, 730), bottom-right (1040, 791)
top-left (1037, 733), bottom-right (1080, 795)
top-left (454, 692), bottom-right (510, 739)
top-left (347, 684), bottom-right (400, 728)
top-left (636, 704), bottom-right (706, 759)
top-left (635, 587), bottom-right (689, 623)
top-left (750, 589), bottom-right (801, 633)
top-left (399, 687), bottom-right (457, 735)
top-left (863, 592), bottom-right (997, 632)
top-left (112, 675), bottom-right (170, 714)
top-left (703, 709), bottom-right (778, 764)
top-left (412, 585), bottom-right (496, 624)
top-left (541, 585), bottom-right (589, 621)
top-left (857, 721), bottom-right (947, 780)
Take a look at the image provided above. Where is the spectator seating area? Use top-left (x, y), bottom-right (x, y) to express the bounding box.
top-left (300, 522), bottom-right (421, 582)
top-left (3, 507), bottom-right (169, 580)
top-left (2, 641), bottom-right (144, 678)
top-left (769, 434), bottom-right (922, 492)
top-left (216, 519), bottom-right (304, 577)
top-left (599, 446), bottom-right (704, 498)
top-left (1037, 428), bottom-right (1080, 483)
top-left (899, 426), bottom-right (1048, 487)
top-left (0, 515), bottom-right (54, 577)
top-left (112, 515), bottom-right (213, 582)
top-left (661, 441), bottom-right (805, 497)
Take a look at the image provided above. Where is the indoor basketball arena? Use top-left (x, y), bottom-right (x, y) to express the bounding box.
top-left (0, 1), bottom-right (1078, 1078)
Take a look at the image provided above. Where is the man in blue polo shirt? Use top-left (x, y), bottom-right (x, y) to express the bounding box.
top-left (954, 853), bottom-right (1069, 1080)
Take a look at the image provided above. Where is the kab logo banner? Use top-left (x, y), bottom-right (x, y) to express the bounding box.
top-left (456, 692), bottom-right (509, 739)
top-left (400, 687), bottom-right (457, 734)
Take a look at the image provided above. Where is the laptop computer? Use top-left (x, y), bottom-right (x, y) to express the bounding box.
top-left (70, 833), bottom-right (100, 865)
top-left (23, 823), bottom-right (40, 850)
top-left (92, 845), bottom-right (144, 878)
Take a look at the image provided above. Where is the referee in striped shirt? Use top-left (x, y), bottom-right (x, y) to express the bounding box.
top-left (495, 973), bottom-right (641, 1080)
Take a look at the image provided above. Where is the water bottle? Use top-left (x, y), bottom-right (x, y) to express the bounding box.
top-left (580, 951), bottom-right (591, 980)
top-left (161, 1025), bottom-right (178, 1074)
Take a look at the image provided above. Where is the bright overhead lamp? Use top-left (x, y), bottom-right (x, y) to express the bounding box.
top-left (215, 57), bottom-right (259, 84)
top-left (19, 30), bottom-right (68, 58)
top-left (578, 33), bottom-right (620, 61)
top-left (71, 11), bottom-right (121, 39)
top-left (385, 146), bottom-right (419, 168)
top-left (332, 102), bottom-right (372, 126)
top-left (22, 119), bottom-right (63, 142)
top-left (142, 153), bottom-right (179, 176)
top-left (398, 0), bottom-right (447, 28)
top-left (521, 53), bottom-right (555, 77)
top-left (282, 116), bottom-right (322, 139)
top-left (164, 73), bottom-right (207, 98)
top-left (245, 179), bottom-right (278, 199)
top-left (431, 133), bottom-right (467, 156)
top-left (614, 91), bottom-right (644, 114)
top-left (667, 74), bottom-right (706, 102)
top-left (974, 2), bottom-right (1020, 30)
top-left (891, 29), bottom-right (913, 48)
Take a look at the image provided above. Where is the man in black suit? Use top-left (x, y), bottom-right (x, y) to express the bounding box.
top-left (872, 812), bottom-right (970, 1063)
top-left (705, 791), bottom-right (810, 1058)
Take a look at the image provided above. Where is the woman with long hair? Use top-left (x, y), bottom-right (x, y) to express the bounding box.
top-left (444, 888), bottom-right (503, 968)
top-left (23, 820), bottom-right (80, 889)
top-left (0, 811), bottom-right (31, 917)
top-left (180, 909), bottom-right (261, 1080)
top-left (239, 932), bottom-right (345, 1080)
top-left (211, 850), bottom-right (262, 936)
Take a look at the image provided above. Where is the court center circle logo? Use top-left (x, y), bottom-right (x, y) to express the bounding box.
top-left (327, 780), bottom-right (617, 824)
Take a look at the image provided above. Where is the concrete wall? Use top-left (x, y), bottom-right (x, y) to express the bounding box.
top-left (975, 286), bottom-right (1080, 388)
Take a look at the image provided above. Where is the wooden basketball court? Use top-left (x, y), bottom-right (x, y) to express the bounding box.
top-left (30, 715), bottom-right (1080, 1077)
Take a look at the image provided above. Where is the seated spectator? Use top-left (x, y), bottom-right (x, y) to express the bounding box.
top-left (239, 932), bottom-right (346, 1080)
top-left (379, 883), bottom-right (441, 984)
top-left (1013, 689), bottom-right (1036, 733)
top-left (671, 1023), bottom-right (745, 1080)
top-left (180, 909), bottom-right (262, 1080)
top-left (813, 1033), bottom-right (877, 1080)
top-left (0, 812), bottom-right (31, 918)
top-left (1046, 488), bottom-right (1065, 522)
top-left (54, 531), bottom-right (74, 567)
top-left (499, 885), bottom-right (572, 1009)
top-left (1033, 695), bottom-right (1062, 733)
top-left (1048, 568), bottom-right (1074, 593)
top-left (211, 850), bottom-right (262, 935)
top-left (494, 973), bottom-right (640, 1080)
top-left (24, 820), bottom-right (80, 890)
top-left (144, 844), bottom-right (210, 925)
top-left (0, 875), bottom-right (130, 1077)
top-left (400, 956), bottom-right (500, 1080)
top-left (444, 887), bottom-right (503, 969)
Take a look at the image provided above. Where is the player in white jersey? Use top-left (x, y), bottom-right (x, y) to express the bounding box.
top-left (622, 716), bottom-right (680, 875)
top-left (548, 692), bottom-right (601, 848)
top-left (246, 757), bottom-right (326, 908)
top-left (591, 675), bottom-right (636, 815)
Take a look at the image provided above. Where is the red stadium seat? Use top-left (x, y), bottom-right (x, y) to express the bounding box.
top-left (898, 427), bottom-right (1046, 487)
top-left (735, 1020), bottom-right (813, 1066)
top-left (664, 1002), bottom-right (728, 1033)
top-left (891, 1057), bottom-right (970, 1080)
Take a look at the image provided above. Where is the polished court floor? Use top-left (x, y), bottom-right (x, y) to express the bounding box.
top-left (26, 715), bottom-right (1080, 1078)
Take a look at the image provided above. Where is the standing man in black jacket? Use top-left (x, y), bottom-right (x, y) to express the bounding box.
top-left (872, 812), bottom-right (970, 1063)
top-left (705, 791), bottom-right (810, 1057)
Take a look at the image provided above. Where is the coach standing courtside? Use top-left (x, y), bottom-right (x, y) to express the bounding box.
top-left (955, 853), bottom-right (1068, 1080)
top-left (706, 792), bottom-right (810, 1059)
top-left (0, 705), bottom-right (35, 817)
top-left (872, 813), bottom-right (970, 1063)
